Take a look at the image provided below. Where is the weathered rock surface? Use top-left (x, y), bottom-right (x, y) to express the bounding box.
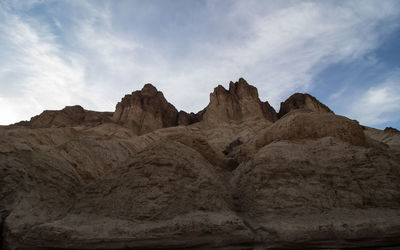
top-left (1, 78), bottom-right (400, 249)
top-left (278, 92), bottom-right (333, 118)
top-left (112, 84), bottom-right (197, 135)
top-left (202, 78), bottom-right (277, 124)
top-left (253, 110), bottom-right (366, 150)
top-left (13, 105), bottom-right (113, 128)
top-left (112, 84), bottom-right (178, 134)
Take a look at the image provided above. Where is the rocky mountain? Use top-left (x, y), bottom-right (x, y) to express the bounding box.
top-left (1, 78), bottom-right (400, 249)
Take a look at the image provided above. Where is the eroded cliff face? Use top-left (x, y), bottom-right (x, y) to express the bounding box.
top-left (202, 78), bottom-right (278, 124)
top-left (112, 84), bottom-right (179, 134)
top-left (1, 78), bottom-right (400, 249)
top-left (278, 92), bottom-right (333, 118)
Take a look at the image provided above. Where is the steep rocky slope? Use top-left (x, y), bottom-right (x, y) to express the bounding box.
top-left (1, 79), bottom-right (400, 249)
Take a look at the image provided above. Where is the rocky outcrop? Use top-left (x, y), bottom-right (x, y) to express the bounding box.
top-left (202, 78), bottom-right (277, 124)
top-left (253, 110), bottom-right (366, 151)
top-left (113, 84), bottom-right (200, 134)
top-left (13, 105), bottom-right (113, 128)
top-left (112, 84), bottom-right (180, 134)
top-left (1, 79), bottom-right (400, 249)
top-left (278, 93), bottom-right (333, 118)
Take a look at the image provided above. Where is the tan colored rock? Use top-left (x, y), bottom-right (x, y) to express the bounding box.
top-left (278, 92), bottom-right (333, 118)
top-left (112, 84), bottom-right (181, 135)
top-left (231, 136), bottom-right (400, 247)
top-left (13, 105), bottom-right (113, 128)
top-left (253, 110), bottom-right (366, 151)
top-left (202, 78), bottom-right (277, 124)
top-left (1, 80), bottom-right (400, 249)
top-left (234, 137), bottom-right (400, 216)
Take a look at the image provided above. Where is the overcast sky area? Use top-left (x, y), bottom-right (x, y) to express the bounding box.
top-left (0, 0), bottom-right (399, 129)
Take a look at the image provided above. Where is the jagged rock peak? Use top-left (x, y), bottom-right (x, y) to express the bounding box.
top-left (228, 77), bottom-right (259, 99)
top-left (278, 93), bottom-right (333, 118)
top-left (113, 83), bottom-right (197, 134)
top-left (202, 78), bottom-right (277, 123)
top-left (113, 84), bottom-right (178, 134)
top-left (212, 78), bottom-right (258, 100)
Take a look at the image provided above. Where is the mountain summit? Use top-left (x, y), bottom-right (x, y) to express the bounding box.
top-left (112, 83), bottom-right (181, 134)
top-left (201, 78), bottom-right (278, 124)
top-left (16, 78), bottom-right (330, 133)
top-left (2, 78), bottom-right (400, 249)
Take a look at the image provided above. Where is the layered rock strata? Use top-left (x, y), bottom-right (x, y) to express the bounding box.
top-left (1, 78), bottom-right (400, 249)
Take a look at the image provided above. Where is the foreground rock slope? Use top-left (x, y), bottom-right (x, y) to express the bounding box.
top-left (1, 78), bottom-right (400, 249)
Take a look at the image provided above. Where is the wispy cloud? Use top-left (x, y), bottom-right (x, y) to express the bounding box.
top-left (0, 1), bottom-right (141, 125)
top-left (0, 4), bottom-right (89, 125)
top-left (0, 0), bottom-right (400, 127)
top-left (207, 0), bottom-right (400, 107)
top-left (348, 71), bottom-right (400, 126)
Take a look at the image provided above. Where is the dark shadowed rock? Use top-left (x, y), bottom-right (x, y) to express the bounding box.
top-left (278, 93), bottom-right (333, 118)
top-left (385, 127), bottom-right (399, 133)
top-left (177, 111), bottom-right (200, 125)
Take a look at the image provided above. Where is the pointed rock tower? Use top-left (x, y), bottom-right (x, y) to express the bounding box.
top-left (201, 78), bottom-right (277, 124)
top-left (113, 84), bottom-right (182, 134)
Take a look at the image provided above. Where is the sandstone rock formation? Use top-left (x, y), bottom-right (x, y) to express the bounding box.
top-left (1, 78), bottom-right (400, 249)
top-left (112, 84), bottom-right (196, 134)
top-left (13, 105), bottom-right (113, 128)
top-left (202, 78), bottom-right (277, 124)
top-left (278, 92), bottom-right (333, 118)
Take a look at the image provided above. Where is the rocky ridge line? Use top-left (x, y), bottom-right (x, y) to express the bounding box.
top-left (13, 78), bottom-right (333, 134)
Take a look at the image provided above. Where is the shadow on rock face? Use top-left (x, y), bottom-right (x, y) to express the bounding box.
top-left (2, 78), bottom-right (400, 249)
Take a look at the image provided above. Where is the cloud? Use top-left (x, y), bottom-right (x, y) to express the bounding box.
top-left (0, 3), bottom-right (93, 125)
top-left (0, 0), bottom-right (400, 126)
top-left (348, 71), bottom-right (400, 126)
top-left (329, 87), bottom-right (348, 101)
top-left (0, 1), bottom-right (141, 125)
top-left (134, 0), bottom-right (400, 112)
top-left (208, 0), bottom-right (400, 107)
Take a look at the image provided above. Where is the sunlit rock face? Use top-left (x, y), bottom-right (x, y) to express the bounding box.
top-left (202, 78), bottom-right (278, 124)
top-left (2, 78), bottom-right (400, 249)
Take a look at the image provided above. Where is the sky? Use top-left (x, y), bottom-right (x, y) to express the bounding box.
top-left (0, 0), bottom-right (399, 129)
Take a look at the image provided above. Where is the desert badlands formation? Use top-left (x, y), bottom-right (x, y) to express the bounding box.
top-left (1, 78), bottom-right (400, 249)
